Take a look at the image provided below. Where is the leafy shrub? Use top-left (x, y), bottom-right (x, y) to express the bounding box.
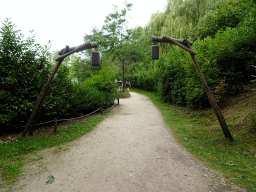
top-left (84, 66), bottom-right (118, 108)
top-left (0, 18), bottom-right (51, 129)
top-left (157, 47), bottom-right (187, 105)
top-left (127, 61), bottom-right (157, 91)
top-left (65, 83), bottom-right (102, 116)
top-left (185, 11), bottom-right (256, 108)
top-left (0, 19), bottom-right (120, 134)
top-left (184, 36), bottom-right (224, 108)
top-left (43, 65), bottom-right (118, 119)
top-left (198, 0), bottom-right (254, 39)
top-left (43, 63), bottom-right (73, 118)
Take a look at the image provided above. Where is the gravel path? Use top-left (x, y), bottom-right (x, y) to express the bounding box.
top-left (11, 92), bottom-right (246, 192)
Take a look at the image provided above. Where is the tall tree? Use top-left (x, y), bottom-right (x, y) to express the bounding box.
top-left (83, 2), bottom-right (134, 86)
top-left (84, 2), bottom-right (133, 54)
top-left (148, 0), bottom-right (226, 40)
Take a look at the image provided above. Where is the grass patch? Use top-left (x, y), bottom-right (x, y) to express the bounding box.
top-left (0, 114), bottom-right (105, 189)
top-left (132, 88), bottom-right (256, 191)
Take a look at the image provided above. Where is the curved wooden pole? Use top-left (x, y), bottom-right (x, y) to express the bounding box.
top-left (151, 35), bottom-right (233, 141)
top-left (22, 42), bottom-right (99, 137)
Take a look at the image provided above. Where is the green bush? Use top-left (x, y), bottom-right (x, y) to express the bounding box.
top-left (157, 48), bottom-right (187, 105)
top-left (0, 18), bottom-right (51, 129)
top-left (184, 37), bottom-right (225, 108)
top-left (44, 63), bottom-right (73, 118)
top-left (44, 65), bottom-right (118, 118)
top-left (185, 7), bottom-right (256, 108)
top-left (0, 19), bottom-right (120, 132)
top-left (198, 0), bottom-right (254, 39)
top-left (65, 83), bottom-right (102, 116)
top-left (127, 61), bottom-right (157, 91)
top-left (83, 66), bottom-right (118, 108)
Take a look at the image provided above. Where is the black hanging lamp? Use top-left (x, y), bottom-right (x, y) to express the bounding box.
top-left (151, 45), bottom-right (159, 60)
top-left (92, 51), bottom-right (100, 66)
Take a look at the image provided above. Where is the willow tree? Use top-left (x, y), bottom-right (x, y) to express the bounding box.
top-left (147, 0), bottom-right (226, 41)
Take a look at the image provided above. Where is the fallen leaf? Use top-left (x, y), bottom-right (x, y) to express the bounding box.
top-left (45, 175), bottom-right (55, 184)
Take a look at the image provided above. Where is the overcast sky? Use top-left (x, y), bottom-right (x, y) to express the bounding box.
top-left (0, 0), bottom-right (167, 52)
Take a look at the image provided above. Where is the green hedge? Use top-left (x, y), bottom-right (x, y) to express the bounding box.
top-left (0, 18), bottom-right (51, 129)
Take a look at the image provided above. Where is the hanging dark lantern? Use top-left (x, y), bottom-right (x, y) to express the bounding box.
top-left (92, 51), bottom-right (100, 66)
top-left (151, 45), bottom-right (159, 60)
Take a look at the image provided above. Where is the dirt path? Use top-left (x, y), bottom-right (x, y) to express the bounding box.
top-left (11, 92), bottom-right (246, 192)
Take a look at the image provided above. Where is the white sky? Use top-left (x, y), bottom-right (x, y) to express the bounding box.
top-left (0, 0), bottom-right (167, 52)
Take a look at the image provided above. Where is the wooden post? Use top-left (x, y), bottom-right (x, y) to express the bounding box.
top-left (54, 118), bottom-right (57, 134)
top-left (23, 60), bottom-right (66, 136)
top-left (185, 41), bottom-right (233, 141)
top-left (123, 59), bottom-right (125, 92)
top-left (118, 98), bottom-right (119, 105)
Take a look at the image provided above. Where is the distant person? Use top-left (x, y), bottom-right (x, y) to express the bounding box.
top-left (126, 79), bottom-right (131, 91)
top-left (118, 80), bottom-right (123, 90)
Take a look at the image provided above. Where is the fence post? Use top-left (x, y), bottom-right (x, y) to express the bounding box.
top-left (118, 98), bottom-right (119, 105)
top-left (100, 108), bottom-right (103, 115)
top-left (54, 118), bottom-right (57, 134)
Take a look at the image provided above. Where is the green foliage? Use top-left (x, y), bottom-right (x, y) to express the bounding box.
top-left (129, 1), bottom-right (256, 109)
top-left (69, 55), bottom-right (93, 83)
top-left (101, 2), bottom-right (133, 52)
top-left (127, 61), bottom-right (157, 91)
top-left (84, 66), bottom-right (118, 107)
top-left (157, 48), bottom-right (187, 105)
top-left (184, 38), bottom-right (221, 108)
top-left (184, 21), bottom-right (255, 108)
top-left (83, 2), bottom-right (138, 88)
top-left (198, 0), bottom-right (254, 39)
top-left (0, 18), bottom-right (120, 131)
top-left (1, 0), bottom-right (249, 127)
top-left (84, 2), bottom-right (133, 54)
top-left (44, 65), bottom-right (118, 118)
top-left (85, 67), bottom-right (116, 92)
top-left (148, 0), bottom-right (224, 41)
top-left (0, 18), bottom-right (51, 128)
top-left (66, 83), bottom-right (103, 115)
top-left (44, 62), bottom-right (73, 117)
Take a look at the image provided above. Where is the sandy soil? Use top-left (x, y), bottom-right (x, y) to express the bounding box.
top-left (9, 92), bottom-right (246, 192)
